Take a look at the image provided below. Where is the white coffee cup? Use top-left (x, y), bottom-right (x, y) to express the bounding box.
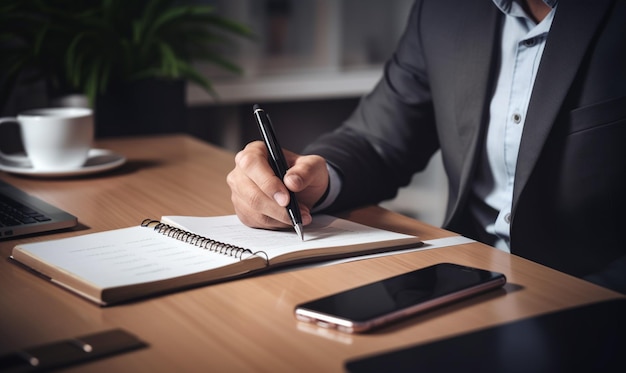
top-left (0, 107), bottom-right (94, 171)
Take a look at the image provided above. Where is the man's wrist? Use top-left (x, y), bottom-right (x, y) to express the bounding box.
top-left (311, 164), bottom-right (341, 212)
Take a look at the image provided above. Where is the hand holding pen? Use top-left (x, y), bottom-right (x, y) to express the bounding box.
top-left (253, 104), bottom-right (304, 239)
top-left (226, 105), bottom-right (330, 237)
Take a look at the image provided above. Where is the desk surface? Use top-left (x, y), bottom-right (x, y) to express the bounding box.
top-left (0, 134), bottom-right (622, 372)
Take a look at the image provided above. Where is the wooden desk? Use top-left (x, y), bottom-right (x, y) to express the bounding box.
top-left (0, 134), bottom-right (622, 372)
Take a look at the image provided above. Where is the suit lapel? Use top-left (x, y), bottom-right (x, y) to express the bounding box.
top-left (513, 0), bottom-right (614, 205)
top-left (450, 1), bottom-right (500, 215)
top-left (453, 2), bottom-right (500, 149)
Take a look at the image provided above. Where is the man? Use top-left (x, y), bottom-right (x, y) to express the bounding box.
top-left (227, 0), bottom-right (626, 293)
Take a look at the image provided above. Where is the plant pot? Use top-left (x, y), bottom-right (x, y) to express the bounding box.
top-left (94, 79), bottom-right (187, 138)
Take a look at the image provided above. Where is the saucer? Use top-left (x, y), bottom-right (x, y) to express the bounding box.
top-left (0, 148), bottom-right (126, 177)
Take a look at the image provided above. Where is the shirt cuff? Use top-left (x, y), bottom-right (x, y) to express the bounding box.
top-left (311, 163), bottom-right (342, 213)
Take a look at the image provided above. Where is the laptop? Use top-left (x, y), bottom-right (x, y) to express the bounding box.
top-left (0, 179), bottom-right (77, 239)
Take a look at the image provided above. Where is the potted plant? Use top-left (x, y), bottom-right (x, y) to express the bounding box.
top-left (0, 0), bottom-right (253, 136)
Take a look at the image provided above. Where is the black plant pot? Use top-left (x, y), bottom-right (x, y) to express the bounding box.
top-left (95, 79), bottom-right (187, 138)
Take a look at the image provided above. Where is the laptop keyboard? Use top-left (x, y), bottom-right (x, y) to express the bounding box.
top-left (0, 193), bottom-right (52, 227)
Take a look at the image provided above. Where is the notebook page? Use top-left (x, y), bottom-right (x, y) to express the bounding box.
top-left (161, 214), bottom-right (419, 261)
top-left (14, 226), bottom-right (241, 288)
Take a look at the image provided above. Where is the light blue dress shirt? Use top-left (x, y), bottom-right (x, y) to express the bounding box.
top-left (471, 0), bottom-right (557, 252)
top-left (317, 0), bottom-right (558, 254)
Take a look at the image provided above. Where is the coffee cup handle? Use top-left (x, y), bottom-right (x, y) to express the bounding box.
top-left (0, 117), bottom-right (32, 168)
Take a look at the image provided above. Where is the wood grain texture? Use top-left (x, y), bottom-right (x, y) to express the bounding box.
top-left (0, 134), bottom-right (622, 372)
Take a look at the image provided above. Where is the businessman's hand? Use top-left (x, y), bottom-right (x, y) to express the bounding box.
top-left (227, 141), bottom-right (329, 230)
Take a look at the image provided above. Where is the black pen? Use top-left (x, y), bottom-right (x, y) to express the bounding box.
top-left (253, 104), bottom-right (304, 240)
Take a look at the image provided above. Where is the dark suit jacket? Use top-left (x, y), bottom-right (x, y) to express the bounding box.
top-left (305, 0), bottom-right (626, 292)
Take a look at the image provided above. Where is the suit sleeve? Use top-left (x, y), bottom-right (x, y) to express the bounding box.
top-left (303, 0), bottom-right (440, 212)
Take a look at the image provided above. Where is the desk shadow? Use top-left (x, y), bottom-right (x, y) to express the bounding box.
top-left (0, 222), bottom-right (92, 242)
top-left (296, 321), bottom-right (354, 345)
top-left (68, 222), bottom-right (92, 234)
top-left (112, 159), bottom-right (162, 175)
top-left (5, 159), bottom-right (163, 180)
top-left (74, 159), bottom-right (163, 179)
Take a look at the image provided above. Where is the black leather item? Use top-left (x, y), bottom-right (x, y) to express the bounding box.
top-left (346, 299), bottom-right (626, 373)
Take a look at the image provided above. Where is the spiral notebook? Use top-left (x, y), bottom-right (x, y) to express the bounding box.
top-left (9, 214), bottom-right (421, 306)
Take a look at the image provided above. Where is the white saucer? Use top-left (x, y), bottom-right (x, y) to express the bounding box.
top-left (0, 148), bottom-right (126, 177)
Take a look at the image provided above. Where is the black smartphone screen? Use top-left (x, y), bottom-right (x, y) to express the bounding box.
top-left (296, 263), bottom-right (505, 325)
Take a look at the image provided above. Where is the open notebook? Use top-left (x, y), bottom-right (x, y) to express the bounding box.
top-left (10, 214), bottom-right (421, 306)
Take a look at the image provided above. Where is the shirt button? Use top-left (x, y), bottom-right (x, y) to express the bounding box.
top-left (504, 213), bottom-right (511, 224)
top-left (512, 113), bottom-right (522, 123)
top-left (523, 38), bottom-right (536, 47)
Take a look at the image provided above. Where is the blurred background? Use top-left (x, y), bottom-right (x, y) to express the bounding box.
top-left (0, 0), bottom-right (447, 226)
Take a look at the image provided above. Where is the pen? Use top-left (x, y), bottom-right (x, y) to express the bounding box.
top-left (253, 104), bottom-right (304, 240)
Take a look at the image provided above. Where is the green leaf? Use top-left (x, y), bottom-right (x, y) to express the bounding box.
top-left (176, 60), bottom-right (217, 97)
top-left (159, 42), bottom-right (179, 77)
top-left (33, 21), bottom-right (49, 56)
top-left (1, 0), bottom-right (255, 107)
top-left (66, 32), bottom-right (88, 85)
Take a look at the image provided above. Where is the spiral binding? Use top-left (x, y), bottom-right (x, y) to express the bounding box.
top-left (141, 219), bottom-right (255, 260)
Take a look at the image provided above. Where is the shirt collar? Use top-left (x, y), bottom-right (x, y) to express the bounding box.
top-left (492, 0), bottom-right (558, 17)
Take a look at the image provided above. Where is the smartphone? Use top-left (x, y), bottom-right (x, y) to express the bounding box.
top-left (294, 262), bottom-right (506, 333)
